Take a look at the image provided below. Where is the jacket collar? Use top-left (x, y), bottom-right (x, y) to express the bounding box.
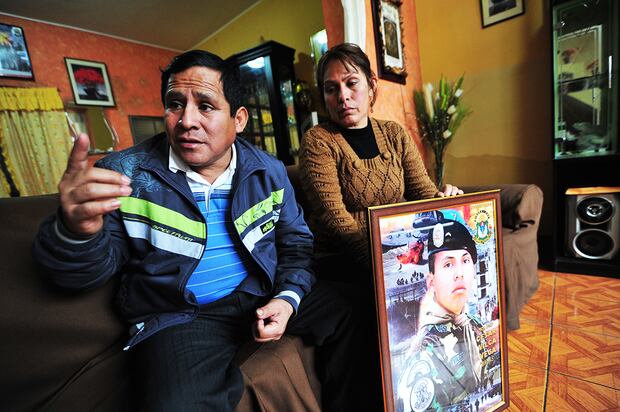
top-left (139, 133), bottom-right (266, 179)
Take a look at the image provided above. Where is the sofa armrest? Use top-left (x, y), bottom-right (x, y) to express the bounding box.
top-left (462, 184), bottom-right (543, 230)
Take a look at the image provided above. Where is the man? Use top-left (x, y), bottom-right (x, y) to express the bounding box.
top-left (33, 50), bottom-right (354, 411)
top-left (396, 219), bottom-right (487, 412)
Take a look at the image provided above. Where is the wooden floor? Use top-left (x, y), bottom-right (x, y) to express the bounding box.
top-left (506, 270), bottom-right (620, 411)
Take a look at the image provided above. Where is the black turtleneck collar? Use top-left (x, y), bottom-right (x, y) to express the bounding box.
top-left (337, 119), bottom-right (379, 159)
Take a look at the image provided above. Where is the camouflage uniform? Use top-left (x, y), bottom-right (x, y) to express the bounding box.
top-left (396, 313), bottom-right (487, 412)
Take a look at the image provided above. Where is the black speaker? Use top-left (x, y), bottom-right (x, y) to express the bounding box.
top-left (566, 191), bottom-right (620, 260)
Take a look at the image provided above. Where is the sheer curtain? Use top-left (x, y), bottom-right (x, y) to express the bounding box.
top-left (0, 87), bottom-right (72, 197)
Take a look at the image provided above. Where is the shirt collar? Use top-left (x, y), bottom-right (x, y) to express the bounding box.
top-left (168, 143), bottom-right (237, 187)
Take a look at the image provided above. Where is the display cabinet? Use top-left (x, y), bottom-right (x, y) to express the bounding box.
top-left (551, 0), bottom-right (620, 277)
top-left (227, 41), bottom-right (302, 165)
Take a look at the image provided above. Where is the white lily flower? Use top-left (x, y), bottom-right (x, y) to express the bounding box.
top-left (443, 130), bottom-right (452, 139)
top-left (423, 84), bottom-right (435, 120)
top-left (455, 89), bottom-right (463, 98)
top-left (447, 105), bottom-right (456, 115)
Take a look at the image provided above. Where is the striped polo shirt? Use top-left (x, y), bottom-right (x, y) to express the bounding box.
top-left (169, 145), bottom-right (255, 305)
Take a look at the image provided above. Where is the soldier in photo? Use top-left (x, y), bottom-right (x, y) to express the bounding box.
top-left (396, 219), bottom-right (487, 412)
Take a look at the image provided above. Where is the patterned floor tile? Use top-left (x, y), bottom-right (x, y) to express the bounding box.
top-left (520, 293), bottom-right (554, 324)
top-left (549, 325), bottom-right (620, 389)
top-left (508, 322), bottom-right (551, 368)
top-left (553, 292), bottom-right (620, 338)
top-left (555, 272), bottom-right (620, 303)
top-left (545, 372), bottom-right (620, 411)
top-left (520, 271), bottom-right (554, 324)
top-left (505, 361), bottom-right (546, 412)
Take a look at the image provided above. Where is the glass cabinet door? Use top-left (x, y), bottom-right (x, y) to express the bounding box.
top-left (280, 79), bottom-right (300, 162)
top-left (552, 0), bottom-right (618, 159)
top-left (239, 57), bottom-right (278, 157)
top-left (229, 41), bottom-right (302, 165)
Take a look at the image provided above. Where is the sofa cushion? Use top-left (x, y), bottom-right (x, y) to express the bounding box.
top-left (0, 195), bottom-right (130, 411)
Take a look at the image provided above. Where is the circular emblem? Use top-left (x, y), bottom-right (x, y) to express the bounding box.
top-left (432, 223), bottom-right (444, 248)
top-left (409, 377), bottom-right (434, 412)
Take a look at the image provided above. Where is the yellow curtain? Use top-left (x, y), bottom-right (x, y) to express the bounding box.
top-left (0, 87), bottom-right (72, 197)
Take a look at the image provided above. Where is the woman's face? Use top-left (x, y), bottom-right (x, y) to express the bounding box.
top-left (322, 59), bottom-right (376, 129)
top-left (428, 249), bottom-right (475, 315)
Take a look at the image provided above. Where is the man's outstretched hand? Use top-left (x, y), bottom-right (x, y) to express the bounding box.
top-left (58, 133), bottom-right (132, 236)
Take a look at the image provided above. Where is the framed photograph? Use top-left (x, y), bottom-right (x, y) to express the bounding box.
top-left (65, 58), bottom-right (115, 107)
top-left (309, 29), bottom-right (328, 67)
top-left (480, 0), bottom-right (525, 28)
top-left (129, 115), bottom-right (165, 145)
top-left (371, 0), bottom-right (406, 84)
top-left (0, 23), bottom-right (34, 80)
top-left (368, 191), bottom-right (509, 412)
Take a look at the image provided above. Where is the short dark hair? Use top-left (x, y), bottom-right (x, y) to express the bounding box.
top-left (160, 50), bottom-right (242, 116)
top-left (316, 43), bottom-right (377, 108)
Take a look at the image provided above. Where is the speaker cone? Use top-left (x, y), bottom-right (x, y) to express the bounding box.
top-left (576, 197), bottom-right (614, 225)
top-left (573, 229), bottom-right (615, 259)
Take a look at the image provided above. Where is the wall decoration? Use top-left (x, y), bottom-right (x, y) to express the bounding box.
top-left (368, 191), bottom-right (509, 412)
top-left (0, 23), bottom-right (34, 80)
top-left (65, 58), bottom-right (115, 107)
top-left (371, 0), bottom-right (406, 84)
top-left (480, 0), bottom-right (525, 28)
top-left (129, 115), bottom-right (165, 145)
top-left (309, 29), bottom-right (328, 67)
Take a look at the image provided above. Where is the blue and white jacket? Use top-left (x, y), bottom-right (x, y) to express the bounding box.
top-left (32, 134), bottom-right (315, 349)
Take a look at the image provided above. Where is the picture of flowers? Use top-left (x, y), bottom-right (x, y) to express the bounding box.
top-left (65, 58), bottom-right (115, 107)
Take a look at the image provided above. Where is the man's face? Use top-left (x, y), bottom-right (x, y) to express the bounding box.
top-left (428, 249), bottom-right (475, 315)
top-left (164, 66), bottom-right (247, 179)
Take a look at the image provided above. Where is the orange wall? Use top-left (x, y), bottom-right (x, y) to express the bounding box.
top-left (320, 0), bottom-right (427, 158)
top-left (0, 14), bottom-right (178, 152)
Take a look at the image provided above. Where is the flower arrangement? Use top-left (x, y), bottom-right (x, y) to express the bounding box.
top-left (414, 75), bottom-right (471, 188)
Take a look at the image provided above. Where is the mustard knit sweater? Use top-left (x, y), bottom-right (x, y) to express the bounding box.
top-left (299, 118), bottom-right (438, 266)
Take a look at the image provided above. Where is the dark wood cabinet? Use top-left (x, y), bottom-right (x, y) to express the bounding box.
top-left (227, 41), bottom-right (302, 165)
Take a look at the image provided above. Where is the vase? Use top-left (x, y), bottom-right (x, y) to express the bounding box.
top-left (434, 157), bottom-right (445, 189)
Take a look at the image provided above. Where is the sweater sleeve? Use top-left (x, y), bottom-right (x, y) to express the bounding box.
top-left (393, 122), bottom-right (438, 200)
top-left (299, 127), bottom-right (370, 265)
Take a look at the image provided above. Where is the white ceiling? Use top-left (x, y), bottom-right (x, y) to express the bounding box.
top-left (0, 0), bottom-right (262, 51)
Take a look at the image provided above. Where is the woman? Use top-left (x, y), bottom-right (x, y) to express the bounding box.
top-left (299, 43), bottom-right (463, 410)
top-left (299, 43), bottom-right (462, 275)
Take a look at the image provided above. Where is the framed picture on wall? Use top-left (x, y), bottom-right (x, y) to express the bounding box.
top-left (309, 29), bottom-right (328, 67)
top-left (0, 23), bottom-right (34, 80)
top-left (371, 0), bottom-right (407, 84)
top-left (368, 191), bottom-right (509, 412)
top-left (129, 115), bottom-right (165, 145)
top-left (480, 0), bottom-right (525, 28)
top-left (65, 58), bottom-right (115, 107)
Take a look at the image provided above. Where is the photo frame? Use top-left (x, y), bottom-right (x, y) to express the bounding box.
top-left (0, 23), bottom-right (34, 80)
top-left (371, 0), bottom-right (407, 84)
top-left (480, 0), bottom-right (525, 28)
top-left (129, 115), bottom-right (165, 145)
top-left (65, 58), bottom-right (115, 107)
top-left (368, 191), bottom-right (509, 412)
top-left (309, 29), bottom-right (328, 67)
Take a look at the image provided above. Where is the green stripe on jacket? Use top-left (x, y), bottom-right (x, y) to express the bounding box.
top-left (120, 197), bottom-right (205, 239)
top-left (234, 189), bottom-right (284, 234)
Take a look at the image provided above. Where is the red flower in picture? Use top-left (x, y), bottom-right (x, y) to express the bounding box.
top-left (73, 67), bottom-right (104, 85)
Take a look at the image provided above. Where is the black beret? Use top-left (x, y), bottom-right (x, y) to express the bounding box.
top-left (427, 219), bottom-right (477, 263)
